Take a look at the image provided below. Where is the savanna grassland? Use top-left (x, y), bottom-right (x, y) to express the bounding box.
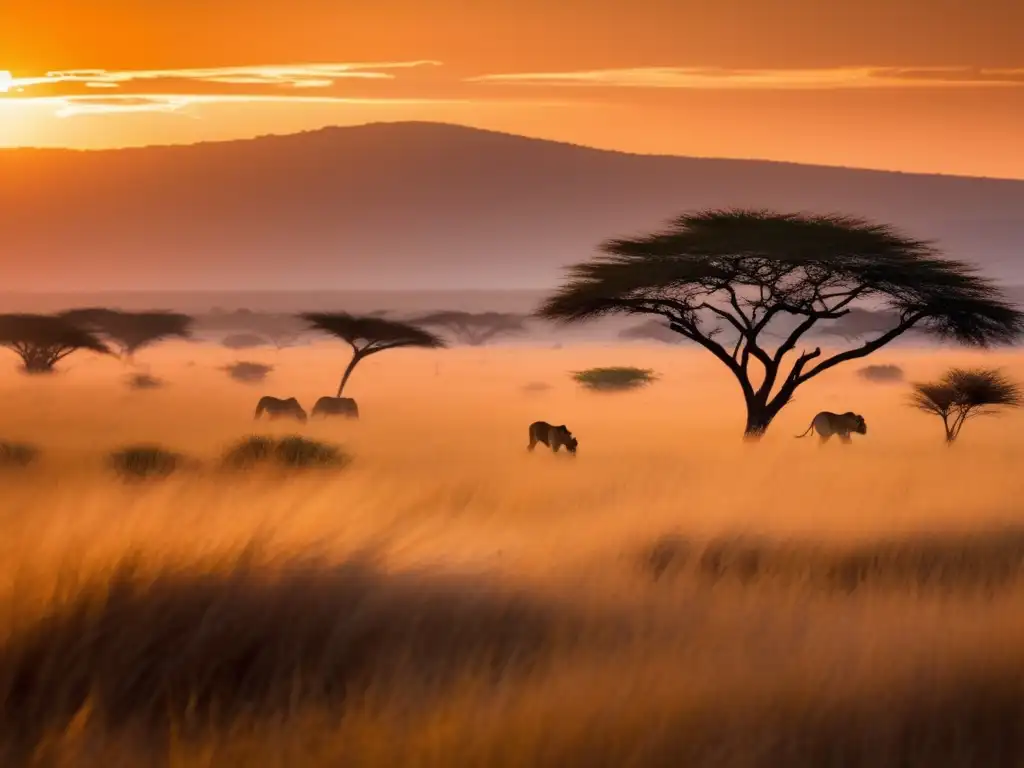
top-left (2, 340), bottom-right (1024, 766)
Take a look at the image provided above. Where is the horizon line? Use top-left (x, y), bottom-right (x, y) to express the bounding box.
top-left (3, 119), bottom-right (1024, 183)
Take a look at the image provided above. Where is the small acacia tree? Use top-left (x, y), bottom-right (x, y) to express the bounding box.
top-left (910, 368), bottom-right (1022, 444)
top-left (300, 313), bottom-right (446, 396)
top-left (61, 308), bottom-right (192, 364)
top-left (0, 314), bottom-right (111, 373)
top-left (538, 209), bottom-right (1023, 440)
top-left (410, 311), bottom-right (528, 346)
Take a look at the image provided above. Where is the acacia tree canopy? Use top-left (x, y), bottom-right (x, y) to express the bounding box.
top-left (538, 209), bottom-right (1024, 438)
top-left (61, 308), bottom-right (193, 361)
top-left (0, 313), bottom-right (111, 373)
top-left (910, 368), bottom-right (1022, 444)
top-left (300, 312), bottom-right (446, 396)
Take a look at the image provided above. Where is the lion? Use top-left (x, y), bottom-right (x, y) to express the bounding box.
top-left (311, 396), bottom-right (360, 419)
top-left (795, 411), bottom-right (867, 444)
top-left (527, 421), bottom-right (578, 455)
top-left (254, 396), bottom-right (308, 423)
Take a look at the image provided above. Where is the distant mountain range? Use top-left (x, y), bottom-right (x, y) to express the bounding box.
top-left (2, 121), bottom-right (1022, 293)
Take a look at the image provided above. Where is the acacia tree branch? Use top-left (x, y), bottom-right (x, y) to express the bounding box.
top-left (747, 312), bottom-right (819, 402)
top-left (694, 302), bottom-right (748, 336)
top-left (361, 340), bottom-right (427, 355)
top-left (822, 285), bottom-right (869, 313)
top-left (765, 347), bottom-right (822, 410)
top-left (796, 312), bottom-right (927, 385)
top-left (950, 406), bottom-right (972, 439)
top-left (723, 284), bottom-right (753, 329)
top-left (50, 346), bottom-right (77, 364)
top-left (731, 334), bottom-right (743, 362)
top-left (790, 347), bottom-right (823, 380)
top-left (668, 318), bottom-right (755, 401)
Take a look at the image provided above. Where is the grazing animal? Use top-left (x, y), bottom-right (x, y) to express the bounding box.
top-left (795, 411), bottom-right (867, 444)
top-left (254, 396), bottom-right (307, 423)
top-left (311, 396), bottom-right (360, 419)
top-left (527, 421), bottom-right (578, 455)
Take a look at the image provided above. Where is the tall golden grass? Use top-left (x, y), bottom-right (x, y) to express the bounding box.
top-left (1, 341), bottom-right (1024, 765)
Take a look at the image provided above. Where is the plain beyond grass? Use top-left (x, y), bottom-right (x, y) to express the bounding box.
top-left (2, 341), bottom-right (1024, 765)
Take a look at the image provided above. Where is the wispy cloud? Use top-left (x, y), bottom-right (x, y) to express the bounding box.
top-left (0, 61), bottom-right (441, 94)
top-left (467, 66), bottom-right (1024, 90)
top-left (11, 93), bottom-right (470, 118)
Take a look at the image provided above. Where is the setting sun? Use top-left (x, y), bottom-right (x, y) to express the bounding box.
top-left (0, 71), bottom-right (12, 93)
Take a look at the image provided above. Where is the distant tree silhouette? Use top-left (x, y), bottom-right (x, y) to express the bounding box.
top-left (221, 333), bottom-right (269, 350)
top-left (857, 364), bottom-right (905, 383)
top-left (300, 313), bottom-right (446, 396)
top-left (264, 329), bottom-right (303, 350)
top-left (194, 310), bottom-right (307, 347)
top-left (410, 311), bottom-right (528, 346)
top-left (618, 319), bottom-right (683, 344)
top-left (61, 308), bottom-right (192, 364)
top-left (538, 209), bottom-right (1024, 440)
top-left (0, 314), bottom-right (111, 374)
top-left (910, 368), bottom-right (1022, 445)
top-left (817, 308), bottom-right (928, 343)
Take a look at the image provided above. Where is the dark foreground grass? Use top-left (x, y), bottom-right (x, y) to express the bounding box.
top-left (4, 530), bottom-right (1024, 766)
top-left (0, 554), bottom-right (571, 763)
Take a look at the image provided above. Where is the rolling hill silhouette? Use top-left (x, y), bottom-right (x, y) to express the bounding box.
top-left (2, 121), bottom-right (1022, 292)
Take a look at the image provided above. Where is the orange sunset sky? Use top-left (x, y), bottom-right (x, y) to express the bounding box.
top-left (2, 0), bottom-right (1023, 178)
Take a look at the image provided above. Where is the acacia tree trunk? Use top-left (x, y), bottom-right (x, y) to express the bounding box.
top-left (742, 398), bottom-right (783, 441)
top-left (20, 348), bottom-right (58, 374)
top-left (336, 351), bottom-right (366, 397)
top-left (940, 414), bottom-right (955, 445)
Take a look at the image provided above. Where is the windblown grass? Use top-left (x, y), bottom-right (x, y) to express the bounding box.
top-left (1, 342), bottom-right (1023, 765)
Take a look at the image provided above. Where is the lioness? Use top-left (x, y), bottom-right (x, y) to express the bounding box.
top-left (795, 411), bottom-right (867, 444)
top-left (527, 421), bottom-right (578, 455)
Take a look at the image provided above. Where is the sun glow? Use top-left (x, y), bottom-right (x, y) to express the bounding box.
top-left (0, 71), bottom-right (13, 93)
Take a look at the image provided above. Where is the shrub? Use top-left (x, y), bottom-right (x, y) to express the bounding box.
top-left (222, 361), bottom-right (273, 384)
top-left (108, 445), bottom-right (184, 480)
top-left (858, 364), bottom-right (904, 383)
top-left (126, 372), bottom-right (164, 390)
top-left (572, 366), bottom-right (657, 392)
top-left (521, 381), bottom-right (552, 394)
top-left (221, 333), bottom-right (269, 350)
top-left (0, 441), bottom-right (38, 468)
top-left (222, 435), bottom-right (276, 468)
top-left (222, 435), bottom-right (349, 471)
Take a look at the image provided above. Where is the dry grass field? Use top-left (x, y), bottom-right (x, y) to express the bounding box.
top-left (2, 340), bottom-right (1024, 766)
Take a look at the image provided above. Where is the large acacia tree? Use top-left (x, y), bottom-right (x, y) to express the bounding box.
top-left (301, 313), bottom-right (446, 396)
top-left (61, 308), bottom-right (193, 364)
top-left (0, 314), bottom-right (111, 373)
top-left (538, 210), bottom-right (1024, 439)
